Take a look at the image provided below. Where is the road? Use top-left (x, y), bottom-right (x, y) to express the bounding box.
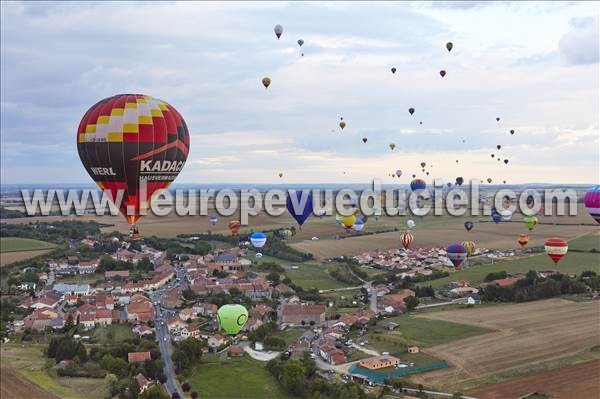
top-left (343, 264), bottom-right (378, 313)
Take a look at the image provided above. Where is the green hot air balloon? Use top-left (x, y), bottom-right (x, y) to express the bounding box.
top-left (217, 304), bottom-right (248, 334)
top-left (446, 42), bottom-right (453, 52)
top-left (523, 216), bottom-right (538, 231)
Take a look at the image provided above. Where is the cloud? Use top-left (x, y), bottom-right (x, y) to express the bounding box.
top-left (559, 16), bottom-right (599, 65)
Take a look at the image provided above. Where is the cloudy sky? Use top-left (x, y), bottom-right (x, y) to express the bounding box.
top-left (1, 1), bottom-right (598, 185)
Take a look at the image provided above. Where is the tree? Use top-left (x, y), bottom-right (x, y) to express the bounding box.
top-left (282, 360), bottom-right (305, 396)
top-left (172, 338), bottom-right (203, 372)
top-left (267, 272), bottom-right (280, 284)
top-left (140, 385), bottom-right (170, 399)
top-left (182, 382), bottom-right (191, 392)
top-left (191, 392), bottom-right (199, 399)
top-left (404, 295), bottom-right (419, 311)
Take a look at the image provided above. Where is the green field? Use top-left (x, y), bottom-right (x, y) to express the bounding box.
top-left (362, 315), bottom-right (492, 353)
top-left (0, 237), bottom-right (56, 252)
top-left (186, 355), bottom-right (291, 398)
top-left (92, 324), bottom-right (135, 344)
top-left (284, 263), bottom-right (349, 290)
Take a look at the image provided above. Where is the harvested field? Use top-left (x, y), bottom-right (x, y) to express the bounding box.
top-left (410, 299), bottom-right (600, 390)
top-left (0, 367), bottom-right (58, 399)
top-left (466, 359), bottom-right (600, 399)
top-left (0, 249), bottom-right (54, 267)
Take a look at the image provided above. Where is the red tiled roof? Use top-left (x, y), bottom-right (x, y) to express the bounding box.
top-left (128, 351), bottom-right (151, 363)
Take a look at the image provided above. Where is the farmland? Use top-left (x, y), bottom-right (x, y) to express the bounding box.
top-left (409, 298), bottom-right (600, 391)
top-left (0, 237), bottom-right (56, 267)
top-left (283, 263), bottom-right (349, 290)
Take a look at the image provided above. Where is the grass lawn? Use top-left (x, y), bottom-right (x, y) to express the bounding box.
top-left (0, 237), bottom-right (56, 252)
top-left (271, 328), bottom-right (304, 345)
top-left (92, 324), bottom-right (135, 344)
top-left (364, 315), bottom-right (491, 353)
top-left (0, 344), bottom-right (108, 399)
top-left (186, 355), bottom-right (291, 398)
top-left (567, 232), bottom-right (600, 252)
top-left (420, 251), bottom-right (600, 289)
top-left (284, 263), bottom-right (349, 290)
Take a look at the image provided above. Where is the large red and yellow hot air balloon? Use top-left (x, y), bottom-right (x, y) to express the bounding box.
top-left (77, 94), bottom-right (190, 238)
top-left (228, 220), bottom-right (241, 236)
top-left (544, 237), bottom-right (568, 264)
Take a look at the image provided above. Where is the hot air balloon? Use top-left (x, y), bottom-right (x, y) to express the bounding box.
top-left (497, 145), bottom-right (501, 150)
top-left (504, 159), bottom-right (509, 164)
top-left (545, 237), bottom-right (568, 264)
top-left (496, 117), bottom-right (500, 122)
top-left (400, 231), bottom-right (414, 249)
top-left (209, 215), bottom-right (218, 226)
top-left (217, 304), bottom-right (248, 334)
top-left (510, 129), bottom-right (515, 135)
top-left (406, 219), bottom-right (416, 229)
top-left (440, 70), bottom-right (446, 77)
top-left (584, 185), bottom-right (600, 224)
top-left (500, 210), bottom-right (513, 221)
top-left (389, 143), bottom-right (396, 150)
top-left (279, 229), bottom-right (293, 240)
top-left (446, 243), bottom-right (467, 267)
top-left (410, 179), bottom-right (426, 191)
top-left (456, 159), bottom-right (459, 163)
top-left (362, 137), bottom-right (368, 143)
top-left (409, 108), bottom-right (415, 115)
top-left (274, 24), bottom-right (283, 39)
top-left (487, 178), bottom-right (492, 184)
top-left (297, 39), bottom-right (304, 47)
top-left (420, 162), bottom-right (426, 168)
top-left (492, 212), bottom-right (502, 224)
top-left (339, 121), bottom-right (346, 130)
top-left (517, 234), bottom-right (529, 247)
top-left (352, 219), bottom-right (365, 232)
top-left (278, 172), bottom-right (283, 178)
top-left (503, 180), bottom-right (507, 184)
top-left (419, 121), bottom-right (423, 125)
top-left (464, 221), bottom-right (474, 231)
top-left (262, 77), bottom-right (271, 88)
top-left (455, 177), bottom-right (464, 186)
top-left (523, 216), bottom-right (538, 231)
top-left (491, 154), bottom-right (495, 158)
top-left (446, 42), bottom-right (453, 52)
top-left (412, 174), bottom-right (416, 178)
top-left (396, 170), bottom-right (402, 177)
top-left (250, 232), bottom-right (267, 253)
top-left (391, 67), bottom-right (397, 74)
top-left (446, 182), bottom-right (452, 187)
top-left (342, 215), bottom-right (356, 230)
top-left (228, 220), bottom-right (241, 235)
top-left (462, 240), bottom-right (476, 257)
top-left (286, 190), bottom-right (313, 228)
top-left (77, 94), bottom-right (190, 239)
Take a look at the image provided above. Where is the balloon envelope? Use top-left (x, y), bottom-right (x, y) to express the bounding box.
top-left (400, 231), bottom-right (414, 249)
top-left (228, 220), bottom-right (241, 235)
top-left (250, 232), bottom-right (267, 249)
top-left (464, 221), bottom-right (474, 231)
top-left (446, 243), bottom-right (467, 267)
top-left (286, 190), bottom-right (313, 226)
top-left (492, 212), bottom-right (502, 224)
top-left (77, 94), bottom-right (189, 227)
top-left (342, 215), bottom-right (356, 229)
top-left (523, 216), bottom-right (538, 231)
top-left (406, 219), bottom-right (416, 229)
top-left (209, 215), bottom-right (218, 225)
top-left (461, 240), bottom-right (476, 257)
top-left (545, 237), bottom-right (568, 264)
top-left (217, 304), bottom-right (248, 334)
top-left (410, 179), bottom-right (426, 191)
top-left (517, 234), bottom-right (529, 247)
top-left (262, 77), bottom-right (271, 88)
top-left (352, 219), bottom-right (365, 232)
top-left (584, 185), bottom-right (600, 224)
top-left (274, 24), bottom-right (283, 39)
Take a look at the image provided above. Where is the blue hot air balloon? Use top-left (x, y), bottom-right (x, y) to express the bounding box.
top-left (209, 214), bottom-right (218, 226)
top-left (492, 212), bottom-right (502, 224)
top-left (464, 221), bottom-right (474, 231)
top-left (250, 232), bottom-right (267, 252)
top-left (286, 190), bottom-right (313, 227)
top-left (410, 179), bottom-right (427, 191)
top-left (447, 243), bottom-right (468, 267)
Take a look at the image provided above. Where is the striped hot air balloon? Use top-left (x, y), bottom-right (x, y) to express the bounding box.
top-left (461, 240), bottom-right (476, 257)
top-left (584, 185), bottom-right (600, 224)
top-left (544, 237), bottom-right (568, 264)
top-left (400, 231), bottom-right (414, 250)
top-left (410, 179), bottom-right (426, 191)
top-left (517, 234), bottom-right (529, 247)
top-left (446, 243), bottom-right (467, 267)
top-left (228, 220), bottom-right (241, 236)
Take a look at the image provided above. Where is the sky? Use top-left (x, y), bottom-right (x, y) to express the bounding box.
top-left (1, 1), bottom-right (598, 185)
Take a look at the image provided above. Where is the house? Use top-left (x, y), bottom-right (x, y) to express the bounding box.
top-left (133, 324), bottom-right (154, 336)
top-left (126, 295), bottom-right (155, 322)
top-left (281, 303), bottom-right (326, 325)
top-left (322, 326), bottom-right (346, 340)
top-left (128, 351), bottom-right (151, 363)
top-left (242, 318), bottom-right (263, 332)
top-left (274, 283), bottom-right (295, 295)
top-left (167, 316), bottom-right (187, 333)
top-left (193, 303), bottom-right (217, 317)
top-left (227, 345), bottom-right (245, 357)
top-left (449, 286), bottom-right (479, 297)
top-left (358, 355), bottom-right (401, 370)
top-left (77, 261), bottom-right (98, 274)
top-left (53, 284), bottom-right (90, 295)
top-left (492, 277), bottom-right (521, 287)
top-left (208, 334), bottom-right (227, 350)
top-left (450, 280), bottom-right (470, 288)
top-left (287, 340), bottom-right (310, 360)
top-left (385, 321), bottom-right (399, 330)
top-left (135, 373), bottom-right (151, 393)
top-left (30, 292), bottom-right (62, 309)
top-left (318, 341), bottom-right (346, 364)
top-left (250, 304), bottom-right (273, 320)
top-left (23, 307), bottom-right (60, 331)
top-left (299, 331), bottom-right (317, 343)
top-left (95, 309), bottom-right (113, 326)
top-left (180, 325), bottom-right (200, 339)
top-left (105, 270), bottom-right (130, 280)
top-left (407, 346), bottom-right (419, 353)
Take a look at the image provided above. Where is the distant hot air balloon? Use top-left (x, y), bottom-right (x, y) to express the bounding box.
top-left (279, 229), bottom-right (293, 240)
top-left (406, 219), bottom-right (416, 229)
top-left (500, 210), bottom-right (513, 221)
top-left (410, 179), bottom-right (426, 191)
top-left (584, 185), bottom-right (600, 224)
top-left (504, 159), bottom-right (509, 164)
top-left (510, 129), bottom-right (515, 135)
top-left (497, 145), bottom-right (501, 150)
top-left (492, 212), bottom-right (502, 224)
top-left (391, 67), bottom-right (397, 74)
top-left (412, 174), bottom-right (416, 178)
top-left (440, 70), bottom-right (446, 77)
top-left (274, 24), bottom-right (283, 39)
top-left (496, 117), bottom-right (500, 122)
top-left (446, 243), bottom-right (467, 267)
top-left (250, 232), bottom-right (267, 253)
top-left (464, 221), bottom-right (474, 231)
top-left (286, 190), bottom-right (313, 227)
top-left (342, 215), bottom-right (356, 230)
top-left (517, 234), bottom-right (529, 247)
top-left (228, 220), bottom-right (241, 235)
top-left (297, 39), bottom-right (304, 47)
top-left (262, 77), bottom-right (271, 88)
top-left (456, 159), bottom-right (459, 163)
top-left (419, 121), bottom-right (423, 125)
top-left (461, 240), bottom-right (476, 257)
top-left (491, 154), bottom-right (495, 158)
top-left (396, 170), bottom-right (402, 178)
top-left (77, 94), bottom-right (190, 239)
top-left (352, 219), bottom-right (365, 232)
top-left (339, 121), bottom-right (346, 130)
top-left (503, 180), bottom-right (507, 184)
top-left (362, 137), bottom-right (368, 143)
top-left (278, 172), bottom-right (283, 178)
top-left (209, 215), bottom-right (218, 226)
top-left (446, 42), bottom-right (453, 52)
top-left (455, 177), bottom-right (464, 186)
top-left (400, 231), bottom-right (414, 249)
top-left (409, 108), bottom-right (415, 115)
top-left (389, 143), bottom-right (396, 151)
top-left (217, 304), bottom-right (248, 335)
top-left (420, 162), bottom-right (426, 168)
top-left (487, 178), bottom-right (492, 183)
top-left (524, 216), bottom-right (538, 231)
top-left (545, 237), bottom-right (568, 264)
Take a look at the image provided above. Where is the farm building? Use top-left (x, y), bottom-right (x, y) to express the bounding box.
top-left (358, 355), bottom-right (401, 370)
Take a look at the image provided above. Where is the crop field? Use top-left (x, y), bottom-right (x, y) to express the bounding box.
top-left (0, 237), bottom-right (56, 252)
top-left (283, 263), bottom-right (348, 290)
top-left (409, 298), bottom-right (600, 390)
